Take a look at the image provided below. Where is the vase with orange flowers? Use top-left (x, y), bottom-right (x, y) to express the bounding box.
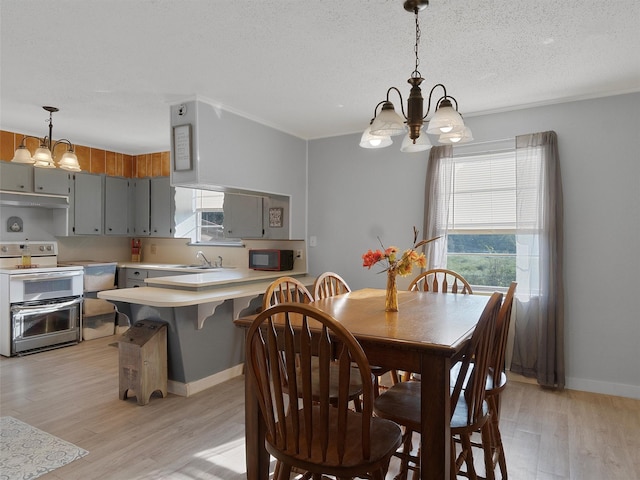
top-left (362, 227), bottom-right (439, 312)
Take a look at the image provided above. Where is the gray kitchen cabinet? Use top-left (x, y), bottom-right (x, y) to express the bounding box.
top-left (72, 172), bottom-right (104, 235)
top-left (133, 178), bottom-right (151, 236)
top-left (223, 193), bottom-right (264, 238)
top-left (125, 267), bottom-right (148, 288)
top-left (0, 162), bottom-right (33, 192)
top-left (133, 177), bottom-right (188, 238)
top-left (122, 267), bottom-right (189, 288)
top-left (104, 176), bottom-right (133, 235)
top-left (150, 177), bottom-right (173, 237)
top-left (34, 168), bottom-right (70, 195)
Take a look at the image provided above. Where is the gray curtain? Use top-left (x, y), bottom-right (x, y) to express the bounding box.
top-left (510, 131), bottom-right (565, 389)
top-left (423, 145), bottom-right (453, 269)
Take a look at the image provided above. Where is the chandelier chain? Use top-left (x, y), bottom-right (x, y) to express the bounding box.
top-left (412, 8), bottom-right (421, 79)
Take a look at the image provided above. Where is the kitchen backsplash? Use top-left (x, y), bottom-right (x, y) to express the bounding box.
top-left (1, 129), bottom-right (170, 178)
top-left (56, 236), bottom-right (307, 272)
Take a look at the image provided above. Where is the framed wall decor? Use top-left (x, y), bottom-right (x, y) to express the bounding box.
top-left (173, 124), bottom-right (192, 171)
top-left (269, 207), bottom-right (283, 228)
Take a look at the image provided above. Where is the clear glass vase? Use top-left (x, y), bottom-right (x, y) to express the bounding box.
top-left (385, 269), bottom-right (399, 312)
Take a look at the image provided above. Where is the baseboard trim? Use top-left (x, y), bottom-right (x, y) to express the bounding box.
top-left (566, 376), bottom-right (640, 400)
top-left (508, 370), bottom-right (640, 400)
top-left (168, 364), bottom-right (244, 397)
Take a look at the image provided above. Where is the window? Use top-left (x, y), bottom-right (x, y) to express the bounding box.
top-left (445, 147), bottom-right (517, 289)
top-left (194, 190), bottom-right (231, 243)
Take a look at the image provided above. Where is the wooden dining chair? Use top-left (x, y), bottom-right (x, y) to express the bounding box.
top-left (313, 271), bottom-right (352, 300)
top-left (245, 302), bottom-right (402, 479)
top-left (372, 292), bottom-right (503, 480)
top-left (263, 276), bottom-right (364, 411)
top-left (262, 276), bottom-right (314, 311)
top-left (402, 268), bottom-right (474, 383)
top-left (459, 281), bottom-right (517, 480)
top-left (409, 268), bottom-right (474, 294)
top-left (313, 272), bottom-right (393, 395)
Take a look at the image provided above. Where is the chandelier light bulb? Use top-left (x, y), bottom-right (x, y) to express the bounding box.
top-left (360, 123), bottom-right (393, 149)
top-left (439, 126), bottom-right (474, 144)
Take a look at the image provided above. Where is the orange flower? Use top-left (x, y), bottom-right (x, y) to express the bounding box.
top-left (362, 228), bottom-right (439, 277)
top-left (362, 249), bottom-right (384, 269)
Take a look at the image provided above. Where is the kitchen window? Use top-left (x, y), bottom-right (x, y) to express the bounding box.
top-left (194, 190), bottom-right (237, 243)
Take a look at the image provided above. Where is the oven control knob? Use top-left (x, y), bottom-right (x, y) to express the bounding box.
top-left (39, 246), bottom-right (46, 251)
top-left (1, 246), bottom-right (7, 253)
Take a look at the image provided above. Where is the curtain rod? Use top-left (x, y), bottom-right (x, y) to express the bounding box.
top-left (453, 137), bottom-right (515, 157)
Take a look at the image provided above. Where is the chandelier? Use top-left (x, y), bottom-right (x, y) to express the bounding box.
top-left (360, 0), bottom-right (473, 152)
top-left (11, 106), bottom-right (81, 171)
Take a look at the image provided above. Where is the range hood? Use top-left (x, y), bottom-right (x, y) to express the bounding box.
top-left (0, 190), bottom-right (69, 209)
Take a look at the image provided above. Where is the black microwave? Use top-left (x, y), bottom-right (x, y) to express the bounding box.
top-left (249, 249), bottom-right (294, 271)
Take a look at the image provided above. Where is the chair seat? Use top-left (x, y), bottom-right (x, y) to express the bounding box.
top-left (267, 405), bottom-right (402, 475)
top-left (450, 362), bottom-right (508, 394)
top-left (373, 381), bottom-right (490, 432)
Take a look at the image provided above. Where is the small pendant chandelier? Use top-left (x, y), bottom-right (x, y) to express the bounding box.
top-left (11, 106), bottom-right (81, 171)
top-left (360, 0), bottom-right (473, 152)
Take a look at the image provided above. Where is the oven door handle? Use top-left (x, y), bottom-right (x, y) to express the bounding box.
top-left (13, 271), bottom-right (84, 281)
top-left (11, 296), bottom-right (84, 314)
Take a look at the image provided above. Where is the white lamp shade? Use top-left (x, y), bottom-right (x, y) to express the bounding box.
top-left (57, 151), bottom-right (81, 171)
top-left (370, 107), bottom-right (406, 137)
top-left (360, 125), bottom-right (393, 149)
top-left (438, 126), bottom-right (474, 144)
top-left (11, 147), bottom-right (34, 164)
top-left (33, 147), bottom-right (55, 168)
top-left (426, 105), bottom-right (465, 134)
top-left (400, 131), bottom-right (432, 153)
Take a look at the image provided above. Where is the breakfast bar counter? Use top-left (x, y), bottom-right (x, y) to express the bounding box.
top-left (98, 271), bottom-right (314, 397)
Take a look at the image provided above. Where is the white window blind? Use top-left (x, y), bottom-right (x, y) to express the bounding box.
top-left (448, 150), bottom-right (516, 232)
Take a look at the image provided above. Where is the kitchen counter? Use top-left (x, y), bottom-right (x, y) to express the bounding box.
top-left (97, 269), bottom-right (314, 397)
top-left (98, 273), bottom-right (315, 307)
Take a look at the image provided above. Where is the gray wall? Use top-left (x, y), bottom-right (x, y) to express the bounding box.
top-left (307, 92), bottom-right (640, 399)
top-left (170, 100), bottom-right (308, 240)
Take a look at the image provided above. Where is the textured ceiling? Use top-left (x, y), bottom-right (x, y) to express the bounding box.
top-left (1, 0), bottom-right (639, 155)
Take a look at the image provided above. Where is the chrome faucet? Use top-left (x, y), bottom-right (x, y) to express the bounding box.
top-left (196, 251), bottom-right (212, 267)
top-left (217, 255), bottom-right (223, 268)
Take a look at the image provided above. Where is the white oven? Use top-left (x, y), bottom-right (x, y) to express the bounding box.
top-left (9, 270), bottom-right (83, 302)
top-left (0, 241), bottom-right (84, 356)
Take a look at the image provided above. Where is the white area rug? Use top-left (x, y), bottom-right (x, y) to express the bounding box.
top-left (0, 416), bottom-right (89, 480)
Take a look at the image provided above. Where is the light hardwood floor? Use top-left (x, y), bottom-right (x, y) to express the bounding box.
top-left (1, 335), bottom-right (638, 479)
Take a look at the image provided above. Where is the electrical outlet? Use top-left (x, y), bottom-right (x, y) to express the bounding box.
top-left (150, 244), bottom-right (157, 254)
top-left (296, 249), bottom-right (302, 259)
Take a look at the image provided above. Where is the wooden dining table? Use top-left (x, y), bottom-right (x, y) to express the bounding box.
top-left (234, 288), bottom-right (490, 480)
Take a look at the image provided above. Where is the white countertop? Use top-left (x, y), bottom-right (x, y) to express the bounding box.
top-left (143, 268), bottom-right (299, 289)
top-left (98, 272), bottom-right (315, 307)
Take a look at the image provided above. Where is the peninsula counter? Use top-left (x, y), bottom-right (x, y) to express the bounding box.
top-left (98, 271), bottom-right (315, 396)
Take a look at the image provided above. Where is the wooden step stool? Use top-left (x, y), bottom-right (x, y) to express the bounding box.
top-left (118, 320), bottom-right (167, 405)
